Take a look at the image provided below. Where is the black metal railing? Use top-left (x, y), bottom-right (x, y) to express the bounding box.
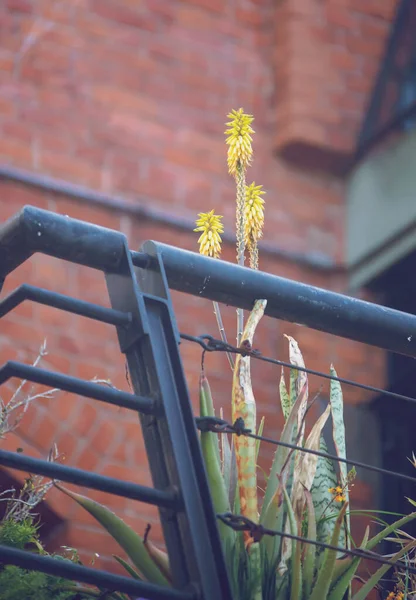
top-left (0, 205), bottom-right (233, 600)
top-left (1, 205), bottom-right (416, 598)
top-left (356, 0), bottom-right (416, 160)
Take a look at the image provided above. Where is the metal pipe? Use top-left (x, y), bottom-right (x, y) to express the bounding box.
top-left (0, 449), bottom-right (178, 508)
top-left (0, 164), bottom-right (339, 272)
top-left (0, 205), bottom-right (126, 276)
top-left (138, 243), bottom-right (416, 358)
top-left (0, 361), bottom-right (154, 413)
top-left (0, 284), bottom-right (132, 325)
top-left (0, 545), bottom-right (194, 600)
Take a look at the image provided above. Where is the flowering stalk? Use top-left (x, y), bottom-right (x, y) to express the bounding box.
top-left (235, 164), bottom-right (246, 345)
top-left (244, 183), bottom-right (265, 270)
top-left (225, 108), bottom-right (254, 346)
top-left (193, 210), bottom-right (234, 369)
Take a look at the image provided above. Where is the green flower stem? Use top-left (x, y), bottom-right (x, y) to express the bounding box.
top-left (236, 161), bottom-right (246, 346)
top-left (249, 241), bottom-right (259, 270)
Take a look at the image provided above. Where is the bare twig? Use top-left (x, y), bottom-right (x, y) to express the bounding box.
top-left (213, 301), bottom-right (234, 370)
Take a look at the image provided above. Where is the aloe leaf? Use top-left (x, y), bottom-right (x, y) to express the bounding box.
top-left (219, 408), bottom-right (232, 502)
top-left (261, 482), bottom-right (286, 566)
top-left (291, 536), bottom-right (302, 600)
top-left (230, 437), bottom-right (238, 511)
top-left (291, 403), bottom-right (332, 521)
top-left (303, 489), bottom-right (317, 599)
top-left (261, 384), bottom-right (308, 563)
top-left (284, 335), bottom-right (308, 442)
top-left (281, 403), bottom-right (332, 569)
top-left (329, 365), bottom-right (350, 543)
top-left (279, 368), bottom-right (291, 422)
top-left (261, 380), bottom-right (308, 522)
top-left (232, 299), bottom-right (266, 542)
top-left (220, 427), bottom-right (231, 486)
top-left (289, 366), bottom-right (297, 409)
top-left (144, 537), bottom-right (172, 583)
top-left (328, 527), bottom-right (369, 600)
top-left (365, 510), bottom-right (416, 552)
top-left (113, 555), bottom-right (142, 579)
top-left (311, 436), bottom-right (342, 550)
top-left (199, 374), bottom-right (235, 548)
top-left (351, 539), bottom-right (416, 600)
top-left (249, 542), bottom-right (263, 600)
top-left (329, 510), bottom-right (416, 589)
top-left (281, 485), bottom-right (301, 600)
top-left (256, 415), bottom-right (265, 462)
top-left (309, 502), bottom-right (348, 600)
top-left (55, 484), bottom-right (170, 586)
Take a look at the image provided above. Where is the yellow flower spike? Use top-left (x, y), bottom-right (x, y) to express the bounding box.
top-left (225, 108), bottom-right (254, 176)
top-left (225, 108), bottom-right (255, 339)
top-left (194, 210), bottom-right (224, 258)
top-left (244, 183), bottom-right (265, 269)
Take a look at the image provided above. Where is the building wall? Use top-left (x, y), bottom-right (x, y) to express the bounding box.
top-left (0, 0), bottom-right (395, 572)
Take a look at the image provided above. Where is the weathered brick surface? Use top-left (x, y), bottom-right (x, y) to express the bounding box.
top-left (275, 0), bottom-right (396, 170)
top-left (0, 0), bottom-right (394, 575)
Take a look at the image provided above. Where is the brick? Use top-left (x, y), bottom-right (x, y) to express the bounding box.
top-left (0, 54), bottom-right (14, 72)
top-left (39, 152), bottom-right (102, 188)
top-left (181, 0), bottom-right (224, 13)
top-left (0, 136), bottom-right (32, 164)
top-left (6, 0), bottom-right (34, 14)
top-left (90, 0), bottom-right (159, 31)
top-left (31, 409), bottom-right (59, 452)
top-left (88, 85), bottom-right (159, 118)
top-left (72, 401), bottom-right (99, 437)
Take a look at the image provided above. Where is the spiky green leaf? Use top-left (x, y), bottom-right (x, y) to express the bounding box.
top-left (55, 485), bottom-right (169, 586)
top-left (199, 375), bottom-right (234, 548)
top-left (309, 503), bottom-right (348, 600)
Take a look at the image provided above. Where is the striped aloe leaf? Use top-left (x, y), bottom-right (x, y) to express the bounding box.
top-left (310, 436), bottom-right (344, 551)
top-left (284, 335), bottom-right (308, 443)
top-left (282, 403), bottom-right (332, 567)
top-left (329, 365), bottom-right (350, 543)
top-left (231, 298), bottom-right (266, 546)
top-left (279, 368), bottom-right (291, 422)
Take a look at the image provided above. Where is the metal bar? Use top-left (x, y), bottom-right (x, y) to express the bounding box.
top-left (107, 240), bottom-right (233, 599)
top-left (134, 243), bottom-right (416, 358)
top-left (0, 284), bottom-right (132, 325)
top-left (0, 449), bottom-right (178, 508)
top-left (0, 361), bottom-right (154, 413)
top-left (0, 205), bottom-right (126, 278)
top-left (0, 545), bottom-right (195, 600)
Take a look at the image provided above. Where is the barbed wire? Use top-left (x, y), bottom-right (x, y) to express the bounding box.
top-left (217, 512), bottom-right (416, 574)
top-left (180, 332), bottom-right (416, 406)
top-left (195, 415), bottom-right (416, 485)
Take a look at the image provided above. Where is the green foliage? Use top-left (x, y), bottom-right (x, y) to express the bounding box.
top-left (0, 565), bottom-right (84, 600)
top-left (0, 518), bottom-right (39, 550)
top-left (0, 517), bottom-right (90, 600)
top-left (52, 329), bottom-right (416, 600)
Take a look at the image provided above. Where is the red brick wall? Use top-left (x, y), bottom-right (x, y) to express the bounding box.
top-left (275, 0), bottom-right (396, 171)
top-left (0, 0), bottom-right (394, 573)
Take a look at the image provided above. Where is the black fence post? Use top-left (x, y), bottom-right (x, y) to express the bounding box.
top-left (106, 239), bottom-right (233, 599)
